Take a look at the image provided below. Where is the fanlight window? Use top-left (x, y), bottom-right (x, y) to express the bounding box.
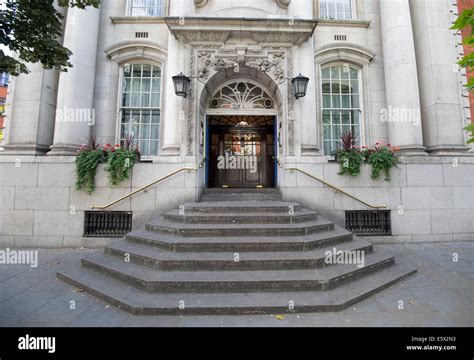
top-left (209, 82), bottom-right (275, 110)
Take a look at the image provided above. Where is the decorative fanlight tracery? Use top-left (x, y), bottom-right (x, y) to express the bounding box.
top-left (208, 81), bottom-right (275, 111)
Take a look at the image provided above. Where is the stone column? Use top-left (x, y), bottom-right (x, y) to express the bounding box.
top-left (161, 34), bottom-right (182, 155)
top-left (409, 0), bottom-right (470, 155)
top-left (379, 0), bottom-right (426, 155)
top-left (288, 0), bottom-right (320, 156)
top-left (1, 4), bottom-right (67, 155)
top-left (49, 6), bottom-right (100, 155)
top-left (160, 0), bottom-right (193, 155)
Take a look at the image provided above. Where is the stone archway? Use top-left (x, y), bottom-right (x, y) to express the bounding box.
top-left (197, 67), bottom-right (284, 188)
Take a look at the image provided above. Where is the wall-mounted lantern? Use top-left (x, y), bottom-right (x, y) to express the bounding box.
top-left (172, 72), bottom-right (191, 98)
top-left (291, 74), bottom-right (310, 99)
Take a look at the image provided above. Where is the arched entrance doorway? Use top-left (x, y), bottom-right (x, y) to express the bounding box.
top-left (203, 76), bottom-right (281, 189)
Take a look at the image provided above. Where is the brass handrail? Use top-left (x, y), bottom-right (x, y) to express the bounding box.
top-left (91, 167), bottom-right (197, 210)
top-left (274, 157), bottom-right (386, 209)
top-left (199, 156), bottom-right (206, 168)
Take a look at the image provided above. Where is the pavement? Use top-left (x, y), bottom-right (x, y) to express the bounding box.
top-left (0, 242), bottom-right (473, 327)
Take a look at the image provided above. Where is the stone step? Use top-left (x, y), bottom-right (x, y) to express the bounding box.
top-left (203, 188), bottom-right (281, 195)
top-left (182, 201), bottom-right (302, 214)
top-left (126, 227), bottom-right (353, 252)
top-left (201, 193), bottom-right (282, 202)
top-left (56, 264), bottom-right (417, 315)
top-left (163, 208), bottom-right (318, 224)
top-left (145, 218), bottom-right (335, 237)
top-left (80, 251), bottom-right (395, 293)
top-left (201, 189), bottom-right (282, 202)
top-left (104, 238), bottom-right (374, 271)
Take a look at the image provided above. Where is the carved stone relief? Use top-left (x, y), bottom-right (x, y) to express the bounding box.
top-left (197, 48), bottom-right (286, 83)
top-left (186, 43), bottom-right (295, 156)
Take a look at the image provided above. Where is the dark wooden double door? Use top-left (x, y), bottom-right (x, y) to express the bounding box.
top-left (209, 125), bottom-right (275, 188)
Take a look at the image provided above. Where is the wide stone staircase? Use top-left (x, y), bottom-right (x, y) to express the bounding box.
top-left (57, 189), bottom-right (416, 315)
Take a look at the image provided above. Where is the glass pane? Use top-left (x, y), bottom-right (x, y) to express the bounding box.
top-left (322, 95), bottom-right (331, 108)
top-left (152, 66), bottom-right (161, 78)
top-left (122, 93), bottom-right (131, 107)
top-left (351, 80), bottom-right (359, 94)
top-left (341, 80), bottom-right (350, 94)
top-left (131, 110), bottom-right (140, 124)
top-left (123, 78), bottom-right (131, 92)
top-left (321, 67), bottom-right (330, 80)
top-left (151, 125), bottom-right (159, 139)
top-left (332, 95), bottom-right (340, 108)
top-left (350, 68), bottom-right (358, 79)
top-left (121, 124), bottom-right (129, 139)
top-left (131, 93), bottom-right (140, 107)
top-left (331, 83), bottom-right (341, 94)
top-left (151, 110), bottom-right (160, 123)
top-left (151, 93), bottom-right (161, 107)
top-left (333, 125), bottom-right (341, 140)
top-left (342, 95), bottom-right (350, 108)
top-left (132, 64), bottom-right (142, 77)
top-left (323, 125), bottom-right (331, 140)
top-left (341, 111), bottom-right (351, 124)
top-left (352, 110), bottom-right (360, 125)
top-left (142, 64), bottom-right (152, 78)
top-left (152, 79), bottom-right (161, 93)
top-left (131, 79), bottom-right (141, 92)
top-left (342, 125), bottom-right (352, 136)
top-left (331, 110), bottom-right (341, 125)
top-left (351, 94), bottom-right (360, 108)
top-left (123, 64), bottom-right (132, 77)
top-left (131, 124), bottom-right (140, 140)
top-left (322, 110), bottom-right (331, 124)
top-left (140, 140), bottom-right (149, 156)
top-left (150, 141), bottom-right (159, 155)
top-left (141, 123), bottom-right (150, 140)
top-left (141, 110), bottom-right (151, 124)
top-left (322, 82), bottom-right (331, 94)
top-left (141, 78), bottom-right (151, 93)
top-left (141, 93), bottom-right (150, 107)
top-left (122, 110), bottom-right (132, 124)
top-left (331, 66), bottom-right (340, 80)
top-left (341, 67), bottom-right (350, 80)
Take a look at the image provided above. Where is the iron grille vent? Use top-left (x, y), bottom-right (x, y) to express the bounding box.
top-left (84, 211), bottom-right (133, 237)
top-left (135, 32), bottom-right (149, 38)
top-left (334, 35), bottom-right (347, 41)
top-left (345, 210), bottom-right (391, 236)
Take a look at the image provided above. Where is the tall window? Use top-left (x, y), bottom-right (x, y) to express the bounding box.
top-left (321, 65), bottom-right (361, 155)
top-left (121, 64), bottom-right (161, 156)
top-left (130, 0), bottom-right (165, 16)
top-left (320, 0), bottom-right (353, 20)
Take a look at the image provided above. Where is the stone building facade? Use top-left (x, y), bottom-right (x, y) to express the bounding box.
top-left (0, 0), bottom-right (473, 248)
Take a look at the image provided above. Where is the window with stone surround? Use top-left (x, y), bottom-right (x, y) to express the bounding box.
top-left (121, 64), bottom-right (161, 156)
top-left (129, 0), bottom-right (166, 16)
top-left (321, 64), bottom-right (361, 155)
top-left (319, 0), bottom-right (354, 20)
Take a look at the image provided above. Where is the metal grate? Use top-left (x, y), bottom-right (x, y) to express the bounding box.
top-left (135, 32), bottom-right (149, 38)
top-left (334, 34), bottom-right (347, 41)
top-left (345, 210), bottom-right (391, 236)
top-left (84, 211), bottom-right (133, 238)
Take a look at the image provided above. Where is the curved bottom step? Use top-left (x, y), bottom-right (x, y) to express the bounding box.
top-left (57, 265), bottom-right (416, 316)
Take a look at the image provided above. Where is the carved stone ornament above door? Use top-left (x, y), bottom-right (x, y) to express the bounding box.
top-left (197, 49), bottom-right (286, 83)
